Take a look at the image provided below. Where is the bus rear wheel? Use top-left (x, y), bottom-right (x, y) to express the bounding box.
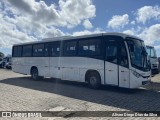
top-left (87, 71), bottom-right (101, 89)
top-left (31, 68), bottom-right (39, 80)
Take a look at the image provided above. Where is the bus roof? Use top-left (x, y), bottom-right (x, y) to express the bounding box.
top-left (13, 32), bottom-right (142, 46)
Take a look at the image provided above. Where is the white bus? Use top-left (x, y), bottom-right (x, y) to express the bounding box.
top-left (146, 45), bottom-right (159, 74)
top-left (12, 33), bottom-right (151, 89)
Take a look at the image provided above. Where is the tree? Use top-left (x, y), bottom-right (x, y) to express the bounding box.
top-left (0, 52), bottom-right (4, 58)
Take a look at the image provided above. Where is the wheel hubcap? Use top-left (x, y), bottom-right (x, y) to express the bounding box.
top-left (90, 76), bottom-right (97, 85)
top-left (33, 71), bottom-right (37, 79)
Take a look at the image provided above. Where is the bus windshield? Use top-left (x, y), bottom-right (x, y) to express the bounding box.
top-left (126, 38), bottom-right (149, 71)
top-left (146, 46), bottom-right (157, 58)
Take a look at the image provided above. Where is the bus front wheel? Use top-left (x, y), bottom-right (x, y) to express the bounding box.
top-left (87, 71), bottom-right (101, 89)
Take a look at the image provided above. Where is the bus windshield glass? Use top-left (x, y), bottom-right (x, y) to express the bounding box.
top-left (126, 37), bottom-right (149, 71)
top-left (146, 47), bottom-right (157, 58)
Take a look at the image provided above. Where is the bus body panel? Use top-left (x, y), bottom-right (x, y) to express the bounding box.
top-left (129, 68), bottom-right (151, 88)
top-left (12, 57), bottom-right (30, 75)
top-left (12, 57), bottom-right (50, 76)
top-left (49, 57), bottom-right (62, 78)
top-left (105, 62), bottom-right (118, 86)
top-left (60, 57), bottom-right (104, 83)
top-left (12, 57), bottom-right (105, 84)
top-left (118, 66), bottom-right (130, 88)
top-left (31, 57), bottom-right (50, 77)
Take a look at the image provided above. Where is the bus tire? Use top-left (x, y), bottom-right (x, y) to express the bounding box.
top-left (87, 71), bottom-right (101, 89)
top-left (31, 68), bottom-right (39, 80)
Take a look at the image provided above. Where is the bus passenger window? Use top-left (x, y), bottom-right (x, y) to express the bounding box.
top-left (63, 41), bottom-right (77, 56)
top-left (13, 46), bottom-right (22, 57)
top-left (51, 45), bottom-right (60, 57)
top-left (78, 39), bottom-right (101, 56)
top-left (33, 44), bottom-right (44, 57)
top-left (44, 44), bottom-right (49, 57)
top-left (22, 45), bottom-right (32, 57)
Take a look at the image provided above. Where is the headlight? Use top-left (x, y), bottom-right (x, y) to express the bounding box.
top-left (156, 62), bottom-right (159, 65)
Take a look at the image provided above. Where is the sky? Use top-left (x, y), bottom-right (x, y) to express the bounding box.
top-left (0, 0), bottom-right (160, 56)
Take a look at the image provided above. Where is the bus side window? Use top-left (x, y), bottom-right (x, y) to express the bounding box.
top-left (50, 43), bottom-right (60, 57)
top-left (63, 41), bottom-right (77, 56)
top-left (33, 44), bottom-right (44, 57)
top-left (22, 45), bottom-right (32, 57)
top-left (120, 44), bottom-right (128, 67)
top-left (78, 39), bottom-right (101, 56)
top-left (13, 46), bottom-right (22, 57)
top-left (44, 44), bottom-right (49, 57)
